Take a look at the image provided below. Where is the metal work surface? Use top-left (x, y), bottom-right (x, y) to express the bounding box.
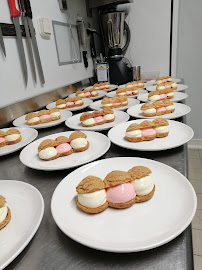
top-left (0, 114), bottom-right (193, 270)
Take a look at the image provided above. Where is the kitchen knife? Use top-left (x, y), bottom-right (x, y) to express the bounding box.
top-left (18, 0), bottom-right (36, 83)
top-left (0, 26), bottom-right (6, 57)
top-left (24, 0), bottom-right (45, 85)
top-left (8, 0), bottom-right (28, 86)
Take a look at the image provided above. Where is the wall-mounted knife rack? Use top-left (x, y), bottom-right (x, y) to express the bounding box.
top-left (0, 23), bottom-right (26, 37)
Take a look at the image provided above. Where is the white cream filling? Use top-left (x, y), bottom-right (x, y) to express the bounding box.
top-left (166, 105), bottom-right (175, 111)
top-left (94, 87), bottom-right (99, 90)
top-left (103, 103), bottom-right (113, 107)
top-left (126, 85), bottom-right (133, 88)
top-left (0, 205), bottom-right (8, 223)
top-left (131, 175), bottom-right (154, 196)
top-left (126, 130), bottom-right (142, 138)
top-left (138, 83), bottom-right (144, 87)
top-left (149, 95), bottom-right (160, 101)
top-left (144, 108), bottom-right (156, 114)
top-left (103, 114), bottom-right (114, 121)
top-left (167, 78), bottom-right (172, 81)
top-left (78, 189), bottom-right (106, 208)
top-left (167, 92), bottom-right (174, 97)
top-left (50, 112), bottom-right (60, 118)
top-left (75, 100), bottom-right (83, 105)
top-left (57, 104), bottom-right (66, 109)
top-left (28, 117), bottom-right (40, 123)
top-left (171, 83), bottom-right (177, 88)
top-left (39, 147), bottom-right (57, 160)
top-left (156, 80), bottom-right (162, 84)
top-left (5, 134), bottom-right (20, 142)
top-left (117, 92), bottom-right (126, 96)
top-left (122, 101), bottom-right (128, 105)
top-left (157, 86), bottom-right (165, 90)
top-left (70, 138), bottom-right (88, 149)
top-left (132, 90), bottom-right (139, 94)
top-left (154, 126), bottom-right (169, 134)
top-left (82, 118), bottom-right (95, 126)
top-left (77, 93), bottom-right (85, 98)
top-left (91, 91), bottom-right (97, 95)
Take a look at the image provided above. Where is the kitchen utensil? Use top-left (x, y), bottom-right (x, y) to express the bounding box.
top-left (0, 26), bottom-right (6, 57)
top-left (8, 0), bottom-right (28, 85)
top-left (24, 0), bottom-right (45, 84)
top-left (133, 65), bottom-right (141, 81)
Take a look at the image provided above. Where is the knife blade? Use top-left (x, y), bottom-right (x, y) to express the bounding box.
top-left (0, 26), bottom-right (6, 57)
top-left (8, 0), bottom-right (28, 86)
top-left (19, 0), bottom-right (36, 83)
top-left (24, 0), bottom-right (45, 85)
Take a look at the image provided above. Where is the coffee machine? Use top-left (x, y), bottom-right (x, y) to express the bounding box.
top-left (99, 8), bottom-right (133, 85)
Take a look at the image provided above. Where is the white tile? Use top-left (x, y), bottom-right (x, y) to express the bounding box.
top-left (189, 168), bottom-right (202, 181)
top-left (192, 210), bottom-right (202, 230)
top-left (197, 194), bottom-right (202, 210)
top-left (191, 180), bottom-right (202, 193)
top-left (188, 159), bottom-right (202, 169)
top-left (192, 229), bottom-right (202, 256)
top-left (194, 255), bottom-right (202, 270)
top-left (189, 149), bottom-right (200, 159)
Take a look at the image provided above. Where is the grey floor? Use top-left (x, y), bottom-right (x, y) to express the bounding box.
top-left (188, 148), bottom-right (202, 269)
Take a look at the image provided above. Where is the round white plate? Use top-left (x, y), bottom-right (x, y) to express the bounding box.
top-left (20, 131), bottom-right (111, 171)
top-left (65, 110), bottom-right (130, 131)
top-left (127, 103), bottom-right (191, 119)
top-left (46, 98), bottom-right (93, 111)
top-left (0, 127), bottom-right (38, 157)
top-left (69, 90), bottom-right (107, 100)
top-left (85, 84), bottom-right (118, 92)
top-left (137, 92), bottom-right (188, 103)
top-left (51, 157), bottom-right (197, 253)
top-left (89, 99), bottom-right (140, 111)
top-left (13, 110), bottom-right (72, 129)
top-left (147, 78), bottom-right (181, 85)
top-left (0, 180), bottom-right (44, 269)
top-left (108, 120), bottom-right (194, 151)
top-left (146, 84), bottom-right (188, 92)
top-left (107, 89), bottom-right (148, 98)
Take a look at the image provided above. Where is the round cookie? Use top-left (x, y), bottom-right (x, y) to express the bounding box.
top-left (56, 99), bottom-right (67, 109)
top-left (125, 123), bottom-right (142, 142)
top-left (111, 97), bottom-right (122, 108)
top-left (139, 120), bottom-right (156, 141)
top-left (38, 139), bottom-right (59, 160)
top-left (101, 97), bottom-right (113, 108)
top-left (49, 108), bottom-right (61, 120)
top-left (92, 110), bottom-right (105, 125)
top-left (55, 136), bottom-right (73, 156)
top-left (38, 110), bottom-right (51, 123)
top-left (80, 112), bottom-right (95, 127)
top-left (69, 131), bottom-right (89, 152)
top-left (153, 118), bottom-right (169, 138)
top-left (141, 103), bottom-right (156, 117)
top-left (5, 129), bottom-right (22, 145)
top-left (25, 112), bottom-right (40, 125)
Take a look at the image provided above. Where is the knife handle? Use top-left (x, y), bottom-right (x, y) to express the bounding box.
top-left (24, 0), bottom-right (32, 19)
top-left (8, 0), bottom-right (21, 18)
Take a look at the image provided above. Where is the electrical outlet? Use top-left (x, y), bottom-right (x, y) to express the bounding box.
top-left (58, 0), bottom-right (67, 10)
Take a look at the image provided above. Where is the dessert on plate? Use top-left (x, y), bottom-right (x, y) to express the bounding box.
top-left (156, 81), bottom-right (178, 91)
top-left (80, 109), bottom-right (115, 127)
top-left (141, 100), bottom-right (175, 117)
top-left (116, 86), bottom-right (139, 97)
top-left (0, 128), bottom-right (22, 147)
top-left (75, 88), bottom-right (99, 98)
top-left (125, 81), bottom-right (144, 88)
top-left (155, 76), bottom-right (173, 84)
top-left (38, 131), bottom-right (89, 160)
top-left (56, 97), bottom-right (84, 109)
top-left (0, 195), bottom-right (11, 230)
top-left (148, 89), bottom-right (174, 102)
top-left (101, 96), bottom-right (129, 109)
top-left (25, 109), bottom-right (61, 125)
top-left (93, 82), bottom-right (110, 90)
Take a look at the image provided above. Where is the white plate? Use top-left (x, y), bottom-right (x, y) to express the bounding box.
top-left (65, 110), bottom-right (130, 131)
top-left (0, 180), bottom-right (44, 269)
top-left (127, 103), bottom-right (191, 119)
top-left (20, 131), bottom-right (111, 171)
top-left (146, 84), bottom-right (188, 92)
top-left (51, 157), bottom-right (197, 253)
top-left (89, 99), bottom-right (140, 111)
top-left (85, 84), bottom-right (118, 92)
top-left (13, 110), bottom-right (72, 129)
top-left (108, 120), bottom-right (194, 151)
top-left (0, 127), bottom-right (38, 157)
top-left (46, 98), bottom-right (93, 111)
top-left (137, 92), bottom-right (188, 103)
top-left (69, 90), bottom-right (107, 100)
top-left (147, 78), bottom-right (181, 85)
top-left (107, 89), bottom-right (148, 98)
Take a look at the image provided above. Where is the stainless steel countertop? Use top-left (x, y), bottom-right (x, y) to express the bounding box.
top-left (1, 114), bottom-right (193, 270)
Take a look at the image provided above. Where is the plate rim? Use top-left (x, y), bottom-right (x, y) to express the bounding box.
top-left (89, 98), bottom-right (140, 111)
top-left (51, 156), bottom-right (197, 253)
top-left (146, 84), bottom-right (188, 92)
top-left (19, 131), bottom-right (111, 171)
top-left (0, 180), bottom-right (44, 269)
top-left (137, 92), bottom-right (188, 103)
top-left (46, 98), bottom-right (93, 111)
top-left (107, 119), bottom-right (194, 151)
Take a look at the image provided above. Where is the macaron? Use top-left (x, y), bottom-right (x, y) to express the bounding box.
top-left (0, 131), bottom-right (7, 147)
top-left (125, 123), bottom-right (142, 142)
top-left (0, 195), bottom-right (11, 230)
top-left (55, 136), bottom-right (73, 156)
top-left (74, 97), bottom-right (84, 106)
top-left (38, 110), bottom-right (51, 123)
top-left (153, 118), bottom-right (169, 138)
top-left (163, 99), bottom-right (175, 113)
top-left (76, 90), bottom-right (85, 98)
top-left (80, 112), bottom-right (95, 127)
top-left (125, 82), bottom-right (133, 88)
top-left (137, 80), bottom-right (144, 88)
top-left (141, 103), bottom-right (156, 117)
top-left (89, 88), bottom-right (98, 97)
top-left (65, 97), bottom-right (75, 108)
top-left (139, 120), bottom-right (156, 141)
top-left (119, 95), bottom-right (128, 106)
top-left (116, 88), bottom-right (126, 96)
top-left (130, 86), bottom-right (139, 95)
top-left (153, 101), bottom-right (167, 116)
top-left (128, 166), bottom-right (155, 202)
top-left (102, 108), bottom-right (115, 122)
top-left (5, 128), bottom-right (22, 145)
top-left (111, 97), bottom-right (122, 108)
top-left (38, 139), bottom-right (59, 161)
top-left (148, 91), bottom-right (161, 102)
top-left (104, 170), bottom-right (136, 209)
top-left (93, 83), bottom-right (100, 90)
top-left (83, 89), bottom-right (92, 97)
top-left (92, 110), bottom-right (105, 125)
top-left (103, 82), bottom-right (110, 89)
top-left (101, 97), bottom-right (113, 108)
top-left (49, 108), bottom-right (61, 120)
top-left (56, 99), bottom-right (67, 109)
top-left (25, 112), bottom-right (40, 125)
top-left (76, 176), bottom-right (108, 214)
top-left (163, 89), bottom-right (174, 99)
top-left (69, 131), bottom-right (89, 152)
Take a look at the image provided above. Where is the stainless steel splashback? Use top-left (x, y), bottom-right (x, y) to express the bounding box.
top-left (101, 11), bottom-right (125, 48)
